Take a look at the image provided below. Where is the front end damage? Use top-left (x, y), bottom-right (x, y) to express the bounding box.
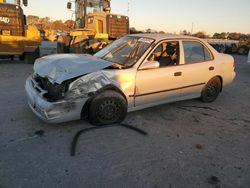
top-left (25, 74), bottom-right (89, 123)
top-left (25, 54), bottom-right (117, 123)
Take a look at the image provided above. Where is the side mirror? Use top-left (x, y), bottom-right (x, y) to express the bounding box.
top-left (139, 61), bottom-right (160, 70)
top-left (67, 2), bottom-right (72, 9)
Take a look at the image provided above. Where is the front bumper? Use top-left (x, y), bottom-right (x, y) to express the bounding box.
top-left (25, 76), bottom-right (88, 123)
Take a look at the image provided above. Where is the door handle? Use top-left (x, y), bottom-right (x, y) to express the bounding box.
top-left (209, 66), bottom-right (214, 71)
top-left (174, 72), bottom-right (182, 76)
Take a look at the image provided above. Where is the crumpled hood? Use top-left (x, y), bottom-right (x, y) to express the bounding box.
top-left (34, 54), bottom-right (113, 84)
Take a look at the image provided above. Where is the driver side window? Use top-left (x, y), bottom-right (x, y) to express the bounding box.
top-left (148, 41), bottom-right (180, 67)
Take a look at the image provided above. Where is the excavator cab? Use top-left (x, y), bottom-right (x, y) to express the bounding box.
top-left (67, 0), bottom-right (129, 54)
top-left (67, 0), bottom-right (110, 29)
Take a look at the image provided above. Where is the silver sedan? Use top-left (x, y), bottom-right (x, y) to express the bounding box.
top-left (25, 34), bottom-right (236, 125)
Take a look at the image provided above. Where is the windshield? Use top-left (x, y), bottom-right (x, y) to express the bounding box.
top-left (85, 0), bottom-right (103, 14)
top-left (94, 36), bottom-right (154, 67)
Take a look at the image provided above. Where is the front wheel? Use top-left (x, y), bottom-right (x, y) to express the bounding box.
top-left (200, 77), bottom-right (222, 103)
top-left (88, 90), bottom-right (127, 126)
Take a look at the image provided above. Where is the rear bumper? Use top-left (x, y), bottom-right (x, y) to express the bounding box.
top-left (25, 76), bottom-right (88, 123)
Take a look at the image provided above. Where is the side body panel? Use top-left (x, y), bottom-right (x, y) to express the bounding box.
top-left (179, 40), bottom-right (219, 99)
top-left (215, 53), bottom-right (236, 86)
top-left (134, 67), bottom-right (182, 107)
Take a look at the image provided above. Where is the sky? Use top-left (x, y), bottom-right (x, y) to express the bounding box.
top-left (8, 0), bottom-right (250, 35)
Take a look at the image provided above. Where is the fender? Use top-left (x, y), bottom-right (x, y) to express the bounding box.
top-left (81, 84), bottom-right (127, 119)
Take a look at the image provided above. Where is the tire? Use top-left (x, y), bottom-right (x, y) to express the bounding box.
top-left (219, 44), bottom-right (226, 53)
top-left (88, 90), bottom-right (127, 126)
top-left (24, 48), bottom-right (40, 64)
top-left (225, 46), bottom-right (232, 54)
top-left (200, 77), bottom-right (222, 103)
top-left (237, 46), bottom-right (248, 55)
top-left (19, 54), bottom-right (24, 61)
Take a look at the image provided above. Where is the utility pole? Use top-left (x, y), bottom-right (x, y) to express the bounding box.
top-left (191, 22), bottom-right (194, 35)
top-left (127, 0), bottom-right (130, 17)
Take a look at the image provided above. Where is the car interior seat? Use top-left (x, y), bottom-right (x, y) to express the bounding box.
top-left (158, 44), bottom-right (178, 67)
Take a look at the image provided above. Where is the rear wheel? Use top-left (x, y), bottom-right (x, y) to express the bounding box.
top-left (201, 77), bottom-right (222, 103)
top-left (88, 90), bottom-right (127, 126)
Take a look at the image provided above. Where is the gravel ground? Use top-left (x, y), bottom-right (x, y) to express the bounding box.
top-left (0, 55), bottom-right (249, 188)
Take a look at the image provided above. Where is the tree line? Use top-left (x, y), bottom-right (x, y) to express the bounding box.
top-left (130, 27), bottom-right (250, 41)
top-left (27, 15), bottom-right (75, 32)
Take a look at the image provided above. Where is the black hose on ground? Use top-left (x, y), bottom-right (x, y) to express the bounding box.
top-left (70, 124), bottom-right (147, 156)
top-left (119, 123), bottom-right (148, 135)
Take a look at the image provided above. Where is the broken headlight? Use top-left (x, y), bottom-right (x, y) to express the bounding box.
top-left (34, 74), bottom-right (71, 101)
top-left (67, 79), bottom-right (89, 98)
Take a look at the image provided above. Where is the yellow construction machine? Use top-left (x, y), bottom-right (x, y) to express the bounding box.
top-left (237, 40), bottom-right (250, 55)
top-left (0, 0), bottom-right (40, 63)
top-left (67, 0), bottom-right (129, 54)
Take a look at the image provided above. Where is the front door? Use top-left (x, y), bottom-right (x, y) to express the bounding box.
top-left (135, 41), bottom-right (183, 107)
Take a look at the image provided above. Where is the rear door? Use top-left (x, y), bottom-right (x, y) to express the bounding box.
top-left (179, 40), bottom-right (215, 98)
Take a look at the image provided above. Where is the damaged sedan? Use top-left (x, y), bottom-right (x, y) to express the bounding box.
top-left (25, 34), bottom-right (236, 125)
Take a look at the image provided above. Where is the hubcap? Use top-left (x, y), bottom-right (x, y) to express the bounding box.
top-left (207, 81), bottom-right (218, 97)
top-left (97, 99), bottom-right (121, 121)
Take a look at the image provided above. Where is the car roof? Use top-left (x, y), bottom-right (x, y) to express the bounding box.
top-left (128, 33), bottom-right (200, 41)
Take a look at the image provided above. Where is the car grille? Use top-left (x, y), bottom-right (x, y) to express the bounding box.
top-left (33, 74), bottom-right (67, 101)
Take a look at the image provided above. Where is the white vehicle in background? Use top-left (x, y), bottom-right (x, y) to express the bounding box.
top-left (248, 50), bottom-right (250, 64)
top-left (25, 34), bottom-right (236, 125)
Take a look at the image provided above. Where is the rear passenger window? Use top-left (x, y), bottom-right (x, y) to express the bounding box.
top-left (183, 41), bottom-right (212, 64)
top-left (204, 47), bottom-right (212, 61)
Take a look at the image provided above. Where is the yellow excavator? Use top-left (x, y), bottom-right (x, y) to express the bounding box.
top-left (0, 0), bottom-right (40, 63)
top-left (67, 0), bottom-right (129, 54)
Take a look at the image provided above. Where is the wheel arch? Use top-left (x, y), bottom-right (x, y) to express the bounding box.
top-left (216, 75), bottom-right (223, 92)
top-left (202, 75), bottom-right (223, 93)
top-left (80, 84), bottom-right (127, 119)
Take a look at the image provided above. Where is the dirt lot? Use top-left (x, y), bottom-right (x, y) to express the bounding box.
top-left (0, 55), bottom-right (249, 188)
